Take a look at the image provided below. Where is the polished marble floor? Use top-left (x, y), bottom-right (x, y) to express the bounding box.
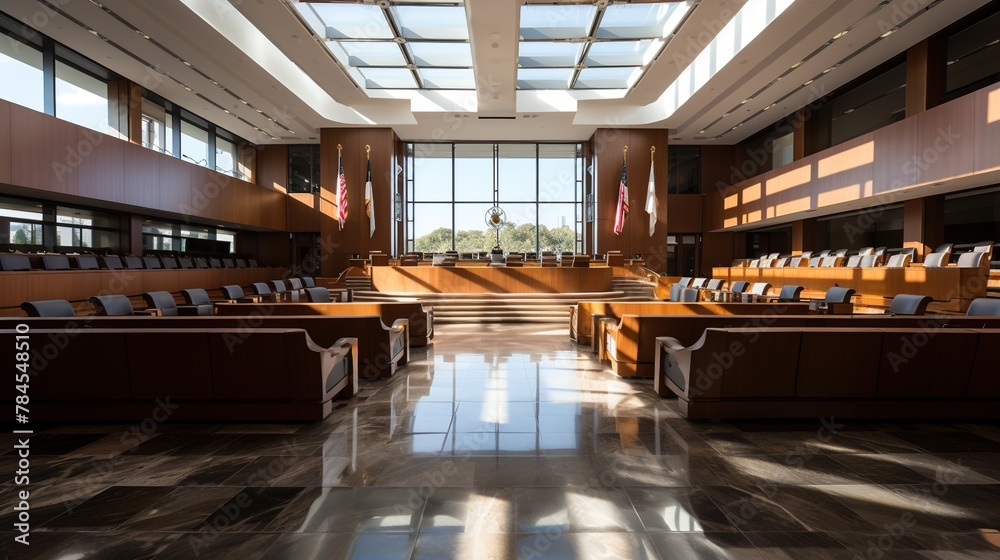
top-left (3, 323), bottom-right (1000, 559)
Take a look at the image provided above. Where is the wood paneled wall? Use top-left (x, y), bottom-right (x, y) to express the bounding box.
top-left (590, 128), bottom-right (669, 271)
top-left (318, 128), bottom-right (398, 276)
top-left (0, 101), bottom-right (286, 232)
top-left (706, 82), bottom-right (1000, 233)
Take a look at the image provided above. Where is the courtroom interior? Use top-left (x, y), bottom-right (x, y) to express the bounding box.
top-left (2, 0), bottom-right (1000, 558)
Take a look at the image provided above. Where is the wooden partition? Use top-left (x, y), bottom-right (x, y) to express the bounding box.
top-left (713, 266), bottom-right (987, 311)
top-left (371, 265), bottom-right (613, 293)
top-left (0, 268), bottom-right (290, 313)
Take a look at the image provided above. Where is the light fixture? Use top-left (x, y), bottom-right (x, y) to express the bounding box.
top-left (832, 30), bottom-right (848, 40)
top-left (880, 28), bottom-right (896, 38)
top-left (804, 79), bottom-right (814, 85)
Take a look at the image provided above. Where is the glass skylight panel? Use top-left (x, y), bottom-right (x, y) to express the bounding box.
top-left (392, 5), bottom-right (469, 41)
top-left (419, 68), bottom-right (475, 89)
top-left (585, 39), bottom-right (661, 67)
top-left (408, 42), bottom-right (472, 67)
top-left (337, 41), bottom-right (407, 67)
top-left (359, 67), bottom-right (418, 89)
top-left (519, 5), bottom-right (596, 40)
top-left (518, 42), bottom-right (583, 68)
top-left (311, 3), bottom-right (393, 40)
top-left (596, 2), bottom-right (689, 39)
top-left (574, 66), bottom-right (641, 89)
top-left (517, 68), bottom-right (573, 90)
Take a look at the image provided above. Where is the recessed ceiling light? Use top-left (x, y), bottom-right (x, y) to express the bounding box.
top-left (740, 98), bottom-right (752, 104)
top-left (880, 28), bottom-right (896, 38)
top-left (790, 61), bottom-right (803, 69)
top-left (832, 30), bottom-right (848, 40)
top-left (182, 60), bottom-right (192, 67)
top-left (804, 79), bottom-right (814, 85)
top-left (699, 130), bottom-right (706, 134)
top-left (823, 67), bottom-right (834, 73)
top-left (844, 108), bottom-right (855, 114)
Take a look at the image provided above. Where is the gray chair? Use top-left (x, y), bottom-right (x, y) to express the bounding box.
top-left (160, 256), bottom-right (179, 269)
top-left (887, 294), bottom-right (932, 316)
top-left (845, 255), bottom-right (862, 268)
top-left (677, 287), bottom-right (699, 302)
top-left (304, 287), bottom-right (332, 303)
top-left (142, 256), bottom-right (162, 269)
top-left (21, 299), bottom-right (75, 317)
top-left (705, 279), bottom-right (725, 290)
top-left (859, 254), bottom-right (881, 268)
top-left (776, 285), bottom-right (804, 302)
top-left (749, 282), bottom-right (771, 296)
top-left (730, 281), bottom-right (750, 293)
top-left (142, 291), bottom-right (179, 316)
top-left (885, 254), bottom-right (911, 268)
top-left (0, 254), bottom-right (32, 271)
top-left (676, 277), bottom-right (693, 288)
top-left (824, 287), bottom-right (856, 304)
top-left (922, 252), bottom-right (950, 268)
top-left (74, 255), bottom-right (100, 270)
top-left (89, 295), bottom-right (139, 316)
top-left (250, 282), bottom-right (275, 301)
top-left (301, 277), bottom-right (317, 288)
top-left (99, 255), bottom-right (124, 270)
top-left (967, 298), bottom-right (1000, 316)
top-left (956, 252), bottom-right (985, 268)
top-left (220, 285), bottom-right (254, 303)
top-left (122, 255), bottom-right (144, 269)
top-left (41, 255), bottom-right (71, 270)
top-left (690, 278), bottom-right (708, 289)
top-left (179, 288), bottom-right (215, 315)
top-left (178, 257), bottom-right (194, 269)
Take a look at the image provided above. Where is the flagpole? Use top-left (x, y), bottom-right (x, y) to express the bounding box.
top-left (365, 144), bottom-right (374, 239)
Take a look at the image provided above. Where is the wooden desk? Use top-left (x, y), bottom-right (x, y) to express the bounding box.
top-left (372, 265), bottom-right (613, 293)
top-left (713, 266), bottom-right (987, 312)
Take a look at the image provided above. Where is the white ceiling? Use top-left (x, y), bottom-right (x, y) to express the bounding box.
top-left (2, 0), bottom-right (989, 144)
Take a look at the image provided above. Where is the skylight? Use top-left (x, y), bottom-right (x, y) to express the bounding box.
top-left (297, 1), bottom-right (473, 91)
top-left (296, 0), bottom-right (692, 96)
top-left (517, 1), bottom-right (692, 91)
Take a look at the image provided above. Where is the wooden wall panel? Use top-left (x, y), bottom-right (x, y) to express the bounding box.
top-left (158, 159), bottom-right (193, 217)
top-left (667, 195), bottom-right (701, 233)
top-left (77, 129), bottom-right (125, 203)
top-left (260, 187), bottom-right (288, 231)
top-left (914, 93), bottom-right (976, 186)
top-left (974, 84), bottom-right (1000, 173)
top-left (0, 100), bottom-right (10, 185)
top-left (123, 143), bottom-right (161, 210)
top-left (10, 105), bottom-right (79, 196)
top-left (591, 127), bottom-right (668, 268)
top-left (872, 119), bottom-right (917, 195)
top-left (256, 145), bottom-right (288, 192)
top-left (318, 128), bottom-right (395, 276)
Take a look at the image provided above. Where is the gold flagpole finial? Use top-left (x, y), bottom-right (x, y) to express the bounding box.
top-left (365, 144), bottom-right (371, 158)
top-left (337, 144), bottom-right (342, 152)
top-left (650, 145), bottom-right (656, 156)
top-left (623, 145), bottom-right (628, 156)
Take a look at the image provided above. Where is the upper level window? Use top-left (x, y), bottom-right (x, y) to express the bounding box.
top-left (0, 34), bottom-right (43, 112)
top-left (668, 146), bottom-right (701, 194)
top-left (180, 120), bottom-right (210, 167)
top-left (55, 61), bottom-right (110, 135)
top-left (215, 136), bottom-right (237, 177)
top-left (141, 98), bottom-right (171, 154)
top-left (288, 145), bottom-right (320, 193)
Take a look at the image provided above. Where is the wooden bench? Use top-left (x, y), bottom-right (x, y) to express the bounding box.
top-left (214, 301), bottom-right (432, 347)
top-left (572, 301), bottom-right (813, 349)
top-left (605, 312), bottom-right (1000, 379)
top-left (1, 328), bottom-right (356, 422)
top-left (655, 326), bottom-right (1000, 419)
top-left (6, 314), bottom-right (408, 379)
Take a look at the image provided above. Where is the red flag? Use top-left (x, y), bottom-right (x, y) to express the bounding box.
top-left (337, 150), bottom-right (348, 231)
top-left (613, 155), bottom-right (629, 235)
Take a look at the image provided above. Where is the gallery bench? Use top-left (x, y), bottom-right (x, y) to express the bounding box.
top-left (655, 326), bottom-right (1000, 420)
top-left (1, 327), bottom-right (356, 422)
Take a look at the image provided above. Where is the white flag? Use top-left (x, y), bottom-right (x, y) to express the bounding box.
top-left (645, 159), bottom-right (657, 237)
top-left (365, 159), bottom-right (375, 238)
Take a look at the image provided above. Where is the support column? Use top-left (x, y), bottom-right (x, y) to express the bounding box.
top-left (791, 218), bottom-right (818, 254)
top-left (906, 37), bottom-right (947, 118)
top-left (903, 195), bottom-right (944, 261)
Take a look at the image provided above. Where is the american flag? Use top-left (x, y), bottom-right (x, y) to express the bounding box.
top-left (613, 154), bottom-right (629, 235)
top-left (337, 150), bottom-right (348, 231)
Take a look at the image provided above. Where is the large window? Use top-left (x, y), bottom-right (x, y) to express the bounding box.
top-left (0, 33), bottom-right (43, 113)
top-left (180, 120), bottom-right (210, 167)
top-left (288, 145), bottom-right (321, 193)
top-left (55, 60), bottom-right (110, 135)
top-left (667, 146), bottom-right (701, 194)
top-left (946, 9), bottom-right (1000, 101)
top-left (55, 207), bottom-right (120, 251)
top-left (406, 143), bottom-right (583, 254)
top-left (142, 220), bottom-right (235, 253)
top-left (215, 137), bottom-right (237, 177)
